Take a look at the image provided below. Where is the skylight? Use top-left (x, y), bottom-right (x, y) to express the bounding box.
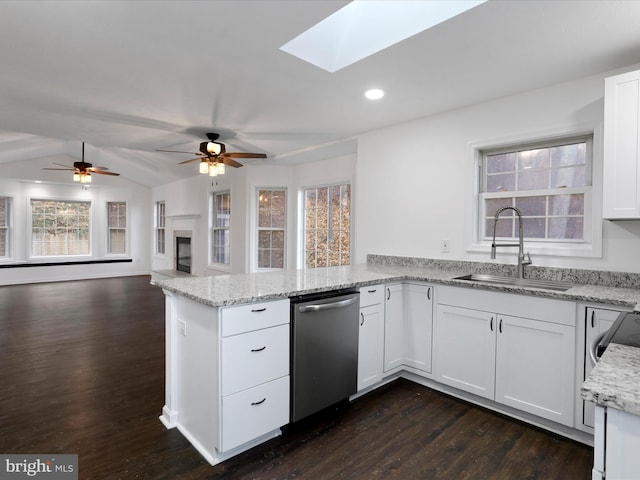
top-left (280, 0), bottom-right (487, 73)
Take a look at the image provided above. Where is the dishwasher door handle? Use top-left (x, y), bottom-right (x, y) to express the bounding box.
top-left (298, 296), bottom-right (358, 313)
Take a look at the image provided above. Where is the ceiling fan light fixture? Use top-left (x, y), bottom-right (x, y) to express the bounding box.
top-left (73, 173), bottom-right (81, 182)
top-left (206, 142), bottom-right (222, 155)
top-left (216, 162), bottom-right (225, 175)
top-left (208, 163), bottom-right (218, 177)
top-left (199, 160), bottom-right (209, 174)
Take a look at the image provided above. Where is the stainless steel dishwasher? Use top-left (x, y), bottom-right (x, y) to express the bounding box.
top-left (290, 288), bottom-right (360, 423)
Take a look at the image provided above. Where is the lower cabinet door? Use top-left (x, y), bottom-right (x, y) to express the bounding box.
top-left (495, 315), bottom-right (575, 426)
top-left (220, 376), bottom-right (290, 452)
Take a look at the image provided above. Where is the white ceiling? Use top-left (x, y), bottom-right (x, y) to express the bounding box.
top-left (1, 0), bottom-right (640, 187)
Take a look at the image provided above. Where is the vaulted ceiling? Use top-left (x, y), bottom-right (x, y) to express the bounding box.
top-left (1, 1), bottom-right (639, 187)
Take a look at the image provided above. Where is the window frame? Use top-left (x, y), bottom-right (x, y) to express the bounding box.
top-left (107, 201), bottom-right (128, 256)
top-left (255, 187), bottom-right (287, 271)
top-left (209, 190), bottom-right (231, 271)
top-left (0, 196), bottom-right (11, 260)
top-left (155, 201), bottom-right (166, 256)
top-left (468, 130), bottom-right (603, 259)
top-left (28, 198), bottom-right (93, 259)
top-left (301, 182), bottom-right (352, 269)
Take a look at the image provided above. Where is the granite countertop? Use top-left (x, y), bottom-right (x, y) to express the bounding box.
top-left (581, 343), bottom-right (640, 416)
top-left (151, 261), bottom-right (640, 310)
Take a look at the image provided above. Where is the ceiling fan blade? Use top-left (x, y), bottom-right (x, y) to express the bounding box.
top-left (53, 162), bottom-right (73, 168)
top-left (92, 170), bottom-right (120, 176)
top-left (222, 158), bottom-right (244, 168)
top-left (178, 157), bottom-right (203, 165)
top-left (156, 149), bottom-right (201, 155)
top-left (223, 152), bottom-right (267, 159)
top-left (43, 167), bottom-right (74, 171)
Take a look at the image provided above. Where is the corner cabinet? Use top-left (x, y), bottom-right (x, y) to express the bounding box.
top-left (357, 285), bottom-right (385, 391)
top-left (603, 69), bottom-right (640, 219)
top-left (383, 282), bottom-right (433, 374)
top-left (434, 286), bottom-right (576, 427)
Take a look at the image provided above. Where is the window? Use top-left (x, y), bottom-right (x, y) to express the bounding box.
top-left (0, 196), bottom-right (9, 258)
top-left (257, 189), bottom-right (286, 269)
top-left (210, 191), bottom-right (231, 266)
top-left (107, 202), bottom-right (127, 255)
top-left (156, 201), bottom-right (165, 255)
top-left (479, 136), bottom-right (592, 245)
top-left (304, 184), bottom-right (351, 268)
top-left (31, 199), bottom-right (91, 257)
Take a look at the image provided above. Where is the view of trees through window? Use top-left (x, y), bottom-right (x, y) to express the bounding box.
top-left (481, 137), bottom-right (591, 242)
top-left (257, 189), bottom-right (285, 269)
top-left (31, 199), bottom-right (91, 256)
top-left (304, 184), bottom-right (350, 268)
top-left (0, 197), bottom-right (8, 257)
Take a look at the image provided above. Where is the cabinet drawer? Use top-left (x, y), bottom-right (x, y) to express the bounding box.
top-left (221, 324), bottom-right (289, 395)
top-left (220, 375), bottom-right (290, 452)
top-left (221, 299), bottom-right (290, 337)
top-left (359, 284), bottom-right (384, 308)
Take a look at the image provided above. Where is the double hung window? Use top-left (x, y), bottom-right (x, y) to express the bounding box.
top-left (156, 201), bottom-right (166, 255)
top-left (479, 136), bottom-right (592, 246)
top-left (107, 202), bottom-right (127, 255)
top-left (0, 196), bottom-right (9, 258)
top-left (257, 189), bottom-right (286, 269)
top-left (210, 191), bottom-right (231, 267)
top-left (31, 199), bottom-right (91, 257)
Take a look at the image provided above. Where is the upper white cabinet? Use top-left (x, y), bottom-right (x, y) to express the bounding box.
top-left (434, 286), bottom-right (576, 427)
top-left (603, 69), bottom-right (640, 219)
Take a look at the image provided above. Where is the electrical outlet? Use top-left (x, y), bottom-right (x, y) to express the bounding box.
top-left (179, 320), bottom-right (187, 336)
top-left (441, 239), bottom-right (450, 253)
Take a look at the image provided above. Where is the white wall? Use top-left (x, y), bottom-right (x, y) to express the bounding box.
top-left (150, 154), bottom-right (356, 275)
top-left (0, 178), bottom-right (151, 285)
top-left (354, 64), bottom-right (640, 274)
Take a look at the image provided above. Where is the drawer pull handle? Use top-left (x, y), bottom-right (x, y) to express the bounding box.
top-left (499, 319), bottom-right (503, 333)
top-left (367, 289), bottom-right (377, 293)
top-left (251, 398), bottom-right (266, 406)
top-left (251, 346), bottom-right (266, 352)
top-left (360, 312), bottom-right (365, 326)
top-left (251, 307), bottom-right (267, 313)
top-left (490, 317), bottom-right (494, 331)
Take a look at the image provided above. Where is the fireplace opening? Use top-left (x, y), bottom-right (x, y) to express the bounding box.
top-left (176, 237), bottom-right (191, 273)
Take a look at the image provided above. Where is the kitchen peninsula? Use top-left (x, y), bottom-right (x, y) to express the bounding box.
top-left (152, 255), bottom-right (640, 465)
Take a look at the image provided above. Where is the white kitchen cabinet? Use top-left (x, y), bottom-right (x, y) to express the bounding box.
top-left (603, 69), bottom-right (640, 219)
top-left (582, 307), bottom-right (622, 429)
top-left (434, 304), bottom-right (496, 399)
top-left (403, 283), bottom-right (433, 373)
top-left (434, 286), bottom-right (576, 427)
top-left (357, 285), bottom-right (385, 391)
top-left (593, 406), bottom-right (640, 480)
top-left (384, 283), bottom-right (404, 371)
top-left (172, 296), bottom-right (290, 465)
top-left (495, 314), bottom-right (575, 425)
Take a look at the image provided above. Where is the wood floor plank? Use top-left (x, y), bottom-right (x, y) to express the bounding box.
top-left (0, 276), bottom-right (593, 479)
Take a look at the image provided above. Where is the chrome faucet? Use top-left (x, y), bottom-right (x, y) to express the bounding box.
top-left (491, 206), bottom-right (532, 279)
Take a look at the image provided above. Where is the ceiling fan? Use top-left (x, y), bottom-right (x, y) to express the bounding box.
top-left (156, 132), bottom-right (267, 176)
top-left (44, 142), bottom-right (120, 184)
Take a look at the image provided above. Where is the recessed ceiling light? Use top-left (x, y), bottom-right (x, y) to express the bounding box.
top-left (34, 180), bottom-right (42, 184)
top-left (280, 0), bottom-right (487, 73)
top-left (365, 89), bottom-right (385, 100)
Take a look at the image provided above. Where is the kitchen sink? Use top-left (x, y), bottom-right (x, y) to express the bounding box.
top-left (453, 274), bottom-right (573, 292)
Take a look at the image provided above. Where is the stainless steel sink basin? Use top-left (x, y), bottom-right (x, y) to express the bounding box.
top-left (453, 274), bottom-right (573, 292)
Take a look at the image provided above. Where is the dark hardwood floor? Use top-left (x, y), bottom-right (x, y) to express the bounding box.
top-left (0, 276), bottom-right (593, 479)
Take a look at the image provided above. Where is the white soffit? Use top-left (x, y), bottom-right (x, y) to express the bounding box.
top-left (280, 0), bottom-right (487, 73)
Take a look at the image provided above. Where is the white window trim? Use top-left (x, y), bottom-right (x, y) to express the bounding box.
top-left (208, 190), bottom-right (231, 272)
top-left (465, 124), bottom-right (603, 259)
top-left (251, 187), bottom-right (287, 272)
top-left (154, 201), bottom-right (166, 257)
top-left (0, 195), bottom-right (13, 262)
top-left (299, 181), bottom-right (353, 269)
top-left (27, 196), bottom-right (94, 260)
top-left (106, 201), bottom-right (129, 257)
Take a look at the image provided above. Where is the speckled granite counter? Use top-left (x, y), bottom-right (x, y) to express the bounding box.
top-left (581, 343), bottom-right (640, 416)
top-left (152, 259), bottom-right (640, 310)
